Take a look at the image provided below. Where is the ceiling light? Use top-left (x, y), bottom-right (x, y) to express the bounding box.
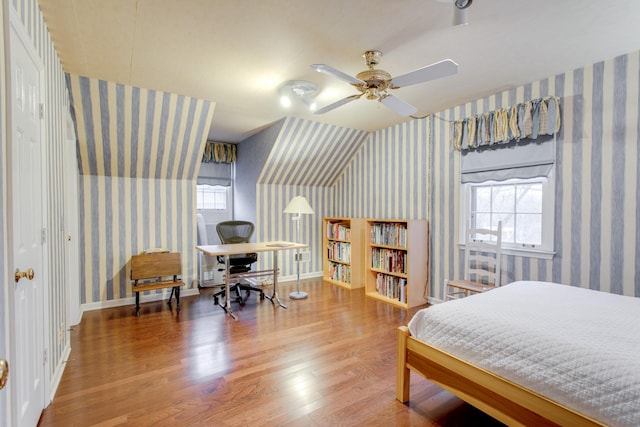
top-left (280, 95), bottom-right (292, 108)
top-left (436, 0), bottom-right (472, 26)
top-left (453, 7), bottom-right (469, 26)
top-left (278, 80), bottom-right (319, 111)
top-left (454, 0), bottom-right (472, 9)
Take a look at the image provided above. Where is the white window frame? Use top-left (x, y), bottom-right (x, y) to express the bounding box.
top-left (196, 184), bottom-right (230, 211)
top-left (459, 169), bottom-right (555, 259)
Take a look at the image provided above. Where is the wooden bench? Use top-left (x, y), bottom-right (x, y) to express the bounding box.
top-left (130, 252), bottom-right (185, 316)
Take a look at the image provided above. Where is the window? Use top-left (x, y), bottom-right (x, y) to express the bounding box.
top-left (458, 135), bottom-right (556, 259)
top-left (196, 185), bottom-right (228, 210)
top-left (461, 173), bottom-right (555, 258)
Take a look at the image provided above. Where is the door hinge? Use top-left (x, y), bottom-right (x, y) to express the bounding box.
top-left (39, 103), bottom-right (44, 120)
top-left (43, 349), bottom-right (47, 366)
top-left (41, 228), bottom-right (46, 245)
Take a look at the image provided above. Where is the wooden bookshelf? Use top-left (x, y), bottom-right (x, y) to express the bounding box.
top-left (323, 217), bottom-right (364, 289)
top-left (365, 219), bottom-right (429, 309)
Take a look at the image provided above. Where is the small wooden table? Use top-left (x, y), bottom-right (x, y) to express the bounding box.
top-left (196, 241), bottom-right (307, 320)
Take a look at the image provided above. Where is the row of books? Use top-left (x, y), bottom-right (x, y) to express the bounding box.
top-left (375, 273), bottom-right (407, 303)
top-left (327, 222), bottom-right (351, 240)
top-left (327, 261), bottom-right (351, 284)
top-left (327, 241), bottom-right (351, 263)
top-left (370, 222), bottom-right (407, 247)
top-left (370, 248), bottom-right (407, 274)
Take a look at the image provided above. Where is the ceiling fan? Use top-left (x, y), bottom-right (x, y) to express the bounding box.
top-left (310, 50), bottom-right (458, 116)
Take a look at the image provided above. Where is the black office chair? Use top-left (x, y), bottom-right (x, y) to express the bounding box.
top-left (213, 220), bottom-right (265, 306)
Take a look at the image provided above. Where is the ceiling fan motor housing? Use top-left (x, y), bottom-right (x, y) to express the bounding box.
top-left (356, 69), bottom-right (392, 87)
top-left (356, 50), bottom-right (392, 96)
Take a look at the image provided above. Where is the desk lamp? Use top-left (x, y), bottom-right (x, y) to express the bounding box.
top-left (284, 195), bottom-right (314, 299)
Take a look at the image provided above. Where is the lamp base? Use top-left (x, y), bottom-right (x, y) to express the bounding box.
top-left (289, 291), bottom-right (308, 300)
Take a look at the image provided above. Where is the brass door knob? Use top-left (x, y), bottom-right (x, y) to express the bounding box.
top-left (14, 268), bottom-right (35, 283)
top-left (0, 359), bottom-right (8, 390)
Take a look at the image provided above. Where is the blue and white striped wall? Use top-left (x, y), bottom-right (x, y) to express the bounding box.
top-left (66, 74), bottom-right (215, 306)
top-left (4, 0), bottom-right (72, 405)
top-left (333, 118), bottom-right (430, 220)
top-left (333, 50), bottom-right (640, 299)
top-left (431, 50), bottom-right (640, 299)
top-left (253, 117), bottom-right (368, 277)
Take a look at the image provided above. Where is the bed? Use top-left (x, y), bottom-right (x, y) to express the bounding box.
top-left (396, 281), bottom-right (640, 427)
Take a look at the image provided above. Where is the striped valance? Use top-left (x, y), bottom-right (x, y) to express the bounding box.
top-left (202, 141), bottom-right (237, 163)
top-left (453, 96), bottom-right (561, 151)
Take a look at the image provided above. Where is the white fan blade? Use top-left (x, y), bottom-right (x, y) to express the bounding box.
top-left (391, 59), bottom-right (458, 88)
top-left (314, 94), bottom-right (362, 114)
top-left (381, 94), bottom-right (418, 116)
top-left (310, 64), bottom-right (364, 85)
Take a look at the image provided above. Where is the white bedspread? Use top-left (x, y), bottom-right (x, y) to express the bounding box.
top-left (408, 281), bottom-right (640, 427)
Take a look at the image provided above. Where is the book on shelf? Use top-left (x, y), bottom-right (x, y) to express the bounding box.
top-left (327, 221), bottom-right (352, 241)
top-left (370, 247), bottom-right (406, 274)
top-left (375, 272), bottom-right (407, 303)
top-left (370, 222), bottom-right (408, 247)
top-left (327, 241), bottom-right (351, 263)
top-left (328, 261), bottom-right (351, 283)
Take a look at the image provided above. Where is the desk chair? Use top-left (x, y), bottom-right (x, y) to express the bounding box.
top-left (213, 220), bottom-right (265, 306)
top-left (445, 221), bottom-right (502, 301)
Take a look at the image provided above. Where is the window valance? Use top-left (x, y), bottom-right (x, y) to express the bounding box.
top-left (453, 96), bottom-right (560, 151)
top-left (202, 141), bottom-right (237, 163)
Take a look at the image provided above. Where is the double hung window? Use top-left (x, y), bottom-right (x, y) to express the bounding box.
top-left (459, 136), bottom-right (555, 258)
top-left (196, 185), bottom-right (228, 211)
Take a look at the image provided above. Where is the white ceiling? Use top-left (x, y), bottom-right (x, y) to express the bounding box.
top-left (39, 0), bottom-right (640, 143)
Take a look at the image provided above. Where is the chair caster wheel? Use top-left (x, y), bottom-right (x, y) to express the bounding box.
top-left (238, 297), bottom-right (245, 306)
top-left (260, 292), bottom-right (265, 300)
top-left (213, 296), bottom-right (219, 305)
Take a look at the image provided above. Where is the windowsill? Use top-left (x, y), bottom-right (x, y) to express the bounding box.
top-left (459, 243), bottom-right (555, 260)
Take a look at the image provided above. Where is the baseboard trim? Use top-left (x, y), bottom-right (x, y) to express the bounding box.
top-left (48, 343), bottom-right (71, 404)
top-left (81, 271), bottom-right (324, 312)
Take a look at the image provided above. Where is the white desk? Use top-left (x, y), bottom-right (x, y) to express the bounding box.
top-left (196, 241), bottom-right (307, 319)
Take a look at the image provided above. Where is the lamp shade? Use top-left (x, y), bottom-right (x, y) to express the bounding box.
top-left (283, 196), bottom-right (314, 215)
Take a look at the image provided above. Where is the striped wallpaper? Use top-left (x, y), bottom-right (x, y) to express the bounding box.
top-left (333, 118), bottom-right (430, 220)
top-left (334, 50), bottom-right (640, 300)
top-left (255, 184), bottom-right (333, 277)
top-left (258, 117), bottom-right (369, 186)
top-left (66, 74), bottom-right (215, 305)
top-left (78, 176), bottom-right (196, 303)
top-left (5, 0), bottom-right (72, 408)
top-left (253, 117), bottom-right (368, 278)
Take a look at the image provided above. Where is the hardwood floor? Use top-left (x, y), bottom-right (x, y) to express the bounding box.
top-left (39, 278), bottom-right (504, 426)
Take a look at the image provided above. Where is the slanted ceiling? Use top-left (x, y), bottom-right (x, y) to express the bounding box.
top-left (257, 117), bottom-right (369, 187)
top-left (68, 72), bottom-right (368, 186)
top-left (66, 74), bottom-right (215, 180)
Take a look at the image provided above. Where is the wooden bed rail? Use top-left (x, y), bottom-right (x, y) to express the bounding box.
top-left (396, 326), bottom-right (604, 427)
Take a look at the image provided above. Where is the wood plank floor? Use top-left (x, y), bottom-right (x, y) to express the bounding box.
top-left (39, 278), bottom-right (504, 426)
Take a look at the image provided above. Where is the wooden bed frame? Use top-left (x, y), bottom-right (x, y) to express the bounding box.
top-left (396, 326), bottom-right (605, 427)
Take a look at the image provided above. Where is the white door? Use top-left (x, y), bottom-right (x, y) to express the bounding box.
top-left (9, 18), bottom-right (45, 427)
